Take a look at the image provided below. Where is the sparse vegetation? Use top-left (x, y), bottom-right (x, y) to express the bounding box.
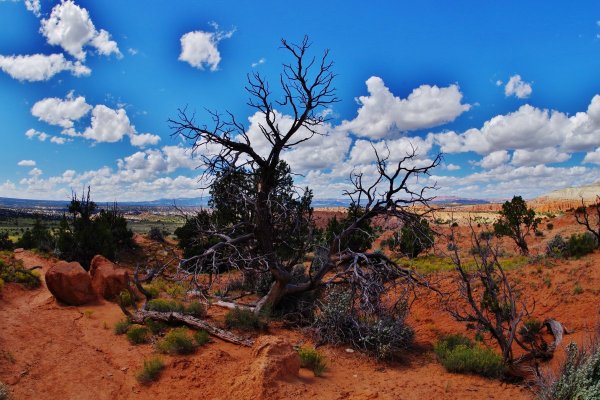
top-left (536, 339), bottom-right (600, 400)
top-left (384, 217), bottom-right (434, 259)
top-left (126, 325), bottom-right (150, 345)
top-left (193, 330), bottom-right (210, 346)
top-left (136, 356), bottom-right (165, 384)
top-left (566, 232), bottom-right (596, 258)
top-left (147, 226), bottom-right (165, 242)
top-left (0, 258), bottom-right (41, 289)
top-left (157, 328), bottom-right (196, 355)
top-left (145, 298), bottom-right (185, 313)
top-left (114, 319), bottom-right (131, 335)
top-left (184, 301), bottom-right (207, 319)
top-left (298, 347), bottom-right (327, 376)
top-left (314, 287), bottom-right (413, 360)
top-left (224, 307), bottom-right (268, 332)
top-left (434, 334), bottom-right (505, 378)
top-left (145, 318), bottom-right (167, 335)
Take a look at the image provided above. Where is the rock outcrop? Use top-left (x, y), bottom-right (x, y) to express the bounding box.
top-left (45, 261), bottom-right (96, 305)
top-left (89, 255), bottom-right (130, 300)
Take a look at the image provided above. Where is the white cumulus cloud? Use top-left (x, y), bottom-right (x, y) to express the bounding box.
top-left (31, 92), bottom-right (91, 129)
top-left (340, 76), bottom-right (471, 139)
top-left (40, 0), bottom-right (121, 61)
top-left (0, 53), bottom-right (90, 81)
top-left (17, 159), bottom-right (36, 167)
top-left (179, 24), bottom-right (234, 71)
top-left (504, 75), bottom-right (532, 99)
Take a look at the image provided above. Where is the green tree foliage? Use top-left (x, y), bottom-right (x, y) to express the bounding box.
top-left (493, 196), bottom-right (539, 255)
top-left (0, 231), bottom-right (13, 251)
top-left (385, 217), bottom-right (434, 258)
top-left (323, 204), bottom-right (376, 253)
top-left (176, 161), bottom-right (316, 265)
top-left (16, 216), bottom-right (53, 252)
top-left (56, 189), bottom-right (134, 269)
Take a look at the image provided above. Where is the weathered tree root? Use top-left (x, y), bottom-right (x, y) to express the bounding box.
top-left (129, 309), bottom-right (254, 347)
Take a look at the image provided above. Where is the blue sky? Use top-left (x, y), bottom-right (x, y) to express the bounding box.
top-left (0, 0), bottom-right (599, 202)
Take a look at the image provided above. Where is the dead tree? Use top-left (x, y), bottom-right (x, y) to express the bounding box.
top-left (446, 223), bottom-right (565, 371)
top-left (169, 36), bottom-right (439, 315)
top-left (574, 196), bottom-right (600, 246)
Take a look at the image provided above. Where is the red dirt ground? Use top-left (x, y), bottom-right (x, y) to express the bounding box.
top-left (0, 209), bottom-right (598, 399)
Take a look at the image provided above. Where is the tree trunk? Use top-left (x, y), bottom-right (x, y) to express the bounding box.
top-left (254, 279), bottom-right (288, 315)
top-left (130, 309), bottom-right (254, 347)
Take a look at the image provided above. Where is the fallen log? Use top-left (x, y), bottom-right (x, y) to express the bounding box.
top-left (130, 309), bottom-right (254, 347)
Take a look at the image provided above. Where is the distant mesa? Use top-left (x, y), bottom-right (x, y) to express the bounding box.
top-left (531, 181), bottom-right (600, 212)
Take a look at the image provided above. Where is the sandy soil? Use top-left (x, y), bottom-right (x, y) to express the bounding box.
top-left (0, 210), bottom-right (598, 400)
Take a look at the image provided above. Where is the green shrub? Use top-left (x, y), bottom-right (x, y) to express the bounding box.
top-left (537, 341), bottom-right (600, 400)
top-left (546, 234), bottom-right (567, 258)
top-left (148, 227), bottom-right (165, 242)
top-left (126, 325), bottom-right (150, 345)
top-left (144, 318), bottom-right (167, 335)
top-left (184, 301), bottom-right (207, 318)
top-left (118, 290), bottom-right (135, 307)
top-left (546, 223), bottom-right (554, 230)
top-left (518, 319), bottom-right (543, 344)
top-left (114, 319), bottom-right (131, 335)
top-left (157, 328), bottom-right (196, 355)
top-left (224, 307), bottom-right (267, 331)
top-left (314, 288), bottom-right (413, 360)
top-left (566, 233), bottom-right (597, 258)
top-left (146, 298), bottom-right (184, 313)
top-left (297, 347), bottom-right (327, 377)
top-left (434, 334), bottom-right (505, 378)
top-left (142, 284), bottom-right (160, 299)
top-left (194, 330), bottom-right (210, 346)
top-left (136, 356), bottom-right (165, 384)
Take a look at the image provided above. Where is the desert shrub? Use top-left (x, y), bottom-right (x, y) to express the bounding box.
top-left (537, 341), bottom-right (600, 400)
top-left (145, 298), bottom-right (184, 313)
top-left (314, 288), bottom-right (414, 360)
top-left (142, 284), bottom-right (160, 299)
top-left (451, 222), bottom-right (459, 228)
top-left (114, 319), bottom-right (131, 335)
top-left (518, 318), bottom-right (543, 344)
top-left (157, 328), bottom-right (195, 355)
top-left (297, 347), bottom-right (327, 376)
top-left (136, 356), bottom-right (165, 384)
top-left (434, 334), bottom-right (505, 378)
top-left (447, 242), bottom-right (458, 251)
top-left (535, 230), bottom-right (544, 237)
top-left (323, 204), bottom-right (376, 253)
top-left (194, 330), bottom-right (210, 346)
top-left (184, 301), bottom-right (207, 319)
top-left (479, 230), bottom-right (494, 241)
top-left (16, 217), bottom-right (53, 252)
top-left (224, 307), bottom-right (268, 331)
top-left (0, 232), bottom-right (13, 251)
top-left (0, 382), bottom-right (11, 400)
top-left (126, 325), bottom-right (150, 345)
top-left (0, 278), bottom-right (4, 293)
top-left (147, 226), bottom-right (165, 242)
top-left (0, 259), bottom-right (41, 289)
top-left (566, 232), bottom-right (597, 258)
top-left (546, 234), bottom-right (567, 258)
top-left (118, 290), bottom-right (136, 307)
top-left (144, 318), bottom-right (167, 335)
top-left (546, 223), bottom-right (554, 230)
top-left (385, 217), bottom-right (434, 259)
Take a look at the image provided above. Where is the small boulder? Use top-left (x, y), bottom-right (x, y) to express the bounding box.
top-left (229, 336), bottom-right (300, 399)
top-left (89, 255), bottom-right (130, 300)
top-left (251, 336), bottom-right (300, 381)
top-left (46, 261), bottom-right (96, 305)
